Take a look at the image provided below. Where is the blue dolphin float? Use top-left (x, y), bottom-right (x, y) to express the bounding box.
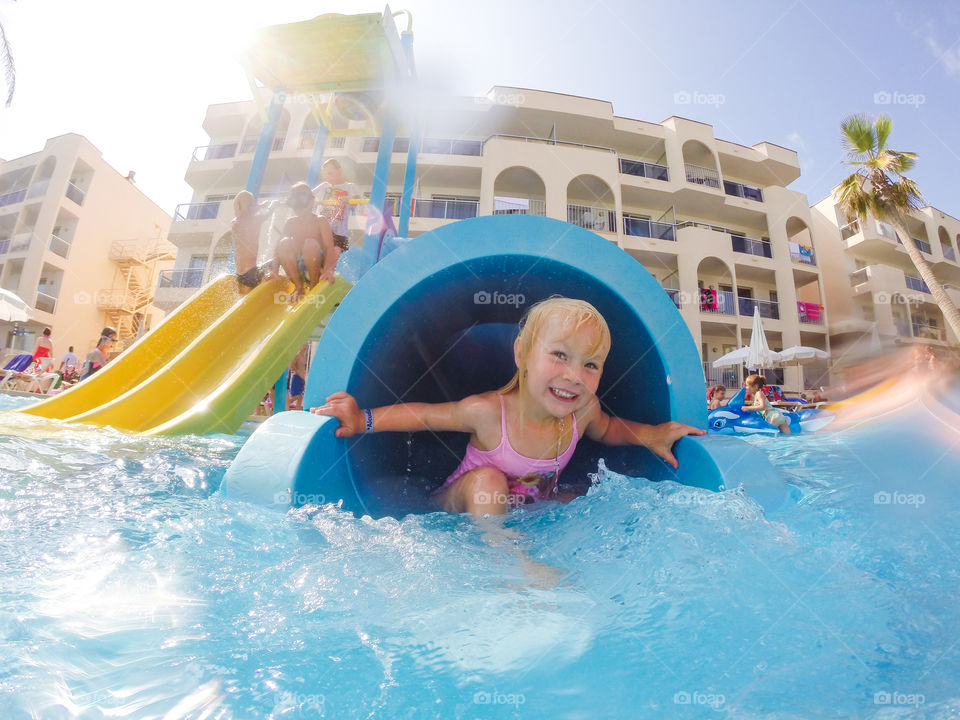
top-left (708, 387), bottom-right (834, 435)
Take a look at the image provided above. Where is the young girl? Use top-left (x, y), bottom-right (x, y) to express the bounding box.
top-left (742, 374), bottom-right (792, 433)
top-left (707, 384), bottom-right (726, 410)
top-left (311, 297), bottom-right (705, 515)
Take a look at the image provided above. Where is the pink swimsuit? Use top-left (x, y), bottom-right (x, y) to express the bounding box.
top-left (436, 395), bottom-right (580, 503)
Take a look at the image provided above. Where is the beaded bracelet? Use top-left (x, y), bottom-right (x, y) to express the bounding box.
top-left (363, 408), bottom-right (374, 433)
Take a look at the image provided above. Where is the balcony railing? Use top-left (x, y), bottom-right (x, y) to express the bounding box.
top-left (158, 268), bottom-right (204, 289)
top-left (840, 220), bottom-right (860, 240)
top-left (10, 233), bottom-right (31, 253)
top-left (723, 180), bottom-right (764, 202)
top-left (789, 246), bottom-right (817, 265)
top-left (192, 143), bottom-right (237, 162)
top-left (876, 221), bottom-right (898, 240)
top-left (912, 320), bottom-right (943, 341)
top-left (0, 188), bottom-right (27, 207)
top-left (174, 201), bottom-right (221, 221)
top-left (732, 233), bottom-right (772, 258)
top-left (704, 362), bottom-right (740, 389)
top-left (849, 267), bottom-right (869, 286)
top-left (905, 275), bottom-right (930, 293)
top-left (363, 136), bottom-right (483, 156)
top-left (27, 180), bottom-right (50, 198)
top-left (65, 182), bottom-right (86, 206)
top-left (684, 163), bottom-right (721, 189)
top-left (944, 246), bottom-right (957, 262)
top-left (484, 133), bottom-right (616, 155)
top-left (623, 216), bottom-right (676, 241)
top-left (797, 302), bottom-right (823, 324)
top-left (568, 204), bottom-right (616, 233)
top-left (913, 238), bottom-right (932, 254)
top-left (619, 158), bottom-right (669, 181)
top-left (239, 135), bottom-right (286, 154)
top-left (35, 290), bottom-right (57, 314)
top-left (699, 289), bottom-right (735, 315)
top-left (412, 198), bottom-right (479, 220)
top-left (0, 239), bottom-right (8, 254)
top-left (492, 198), bottom-right (546, 216)
top-left (738, 297), bottom-right (780, 320)
top-left (49, 234), bottom-right (71, 258)
top-left (664, 287), bottom-right (682, 309)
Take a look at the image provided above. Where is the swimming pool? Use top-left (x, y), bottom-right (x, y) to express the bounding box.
top-left (0, 392), bottom-right (957, 718)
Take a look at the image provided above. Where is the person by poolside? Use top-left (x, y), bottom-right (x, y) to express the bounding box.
top-left (81, 327), bottom-right (118, 380)
top-left (286, 344), bottom-right (308, 410)
top-left (59, 345), bottom-right (78, 373)
top-left (272, 182), bottom-right (336, 303)
top-left (231, 190), bottom-right (275, 294)
top-left (32, 328), bottom-right (53, 363)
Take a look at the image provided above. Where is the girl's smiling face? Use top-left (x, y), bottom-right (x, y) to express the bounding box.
top-left (518, 312), bottom-right (608, 416)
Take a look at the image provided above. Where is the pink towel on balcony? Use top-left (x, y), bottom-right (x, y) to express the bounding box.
top-left (798, 302), bottom-right (820, 322)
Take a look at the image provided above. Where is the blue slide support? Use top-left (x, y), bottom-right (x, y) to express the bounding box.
top-left (224, 215), bottom-right (788, 516)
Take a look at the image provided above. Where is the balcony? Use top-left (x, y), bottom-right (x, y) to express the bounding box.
top-left (568, 204), bottom-right (616, 233)
top-left (699, 289), bottom-right (736, 315)
top-left (239, 135), bottom-right (286, 154)
top-left (732, 233), bottom-right (772, 259)
top-left (363, 136), bottom-right (483, 156)
top-left (484, 134), bottom-right (616, 155)
top-left (619, 158), bottom-right (669, 181)
top-left (158, 268), bottom-right (204, 289)
top-left (64, 182), bottom-right (85, 206)
top-left (840, 220), bottom-right (860, 240)
top-left (35, 290), bottom-right (57, 314)
top-left (944, 246), bottom-right (957, 262)
top-left (411, 198), bottom-right (479, 220)
top-left (192, 142), bottom-right (238, 162)
top-left (664, 287), bottom-right (682, 309)
top-left (912, 320), bottom-right (944, 341)
top-left (723, 179), bottom-right (763, 202)
top-left (789, 246), bottom-right (817, 266)
top-left (797, 302), bottom-right (823, 325)
top-left (0, 188), bottom-right (27, 208)
top-left (174, 201), bottom-right (222, 222)
top-left (10, 233), bottom-right (32, 253)
top-left (684, 164), bottom-right (721, 189)
top-left (623, 216), bottom-right (676, 241)
top-left (492, 198), bottom-right (546, 216)
top-left (849, 267), bottom-right (868, 286)
top-left (905, 275), bottom-right (930, 294)
top-left (0, 238), bottom-right (8, 254)
top-left (738, 297), bottom-right (780, 320)
top-left (49, 234), bottom-right (71, 258)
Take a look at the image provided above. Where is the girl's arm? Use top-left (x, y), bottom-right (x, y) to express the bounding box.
top-left (580, 397), bottom-right (705, 469)
top-left (311, 391), bottom-right (489, 438)
top-left (742, 392), bottom-right (762, 411)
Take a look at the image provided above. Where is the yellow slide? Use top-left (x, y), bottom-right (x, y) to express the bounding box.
top-left (21, 275), bottom-right (240, 421)
top-left (20, 276), bottom-right (349, 436)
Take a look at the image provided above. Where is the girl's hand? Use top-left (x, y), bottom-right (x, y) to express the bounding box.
top-left (646, 422), bottom-right (706, 469)
top-left (310, 392), bottom-right (364, 437)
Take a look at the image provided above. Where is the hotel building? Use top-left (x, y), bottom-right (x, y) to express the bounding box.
top-left (0, 134), bottom-right (173, 359)
top-left (162, 86), bottom-right (834, 390)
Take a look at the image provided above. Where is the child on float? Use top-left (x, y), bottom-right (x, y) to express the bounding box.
top-left (742, 373), bottom-right (792, 433)
top-left (311, 297), bottom-right (705, 515)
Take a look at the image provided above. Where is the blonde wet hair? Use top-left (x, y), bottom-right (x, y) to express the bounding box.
top-left (499, 297), bottom-right (611, 394)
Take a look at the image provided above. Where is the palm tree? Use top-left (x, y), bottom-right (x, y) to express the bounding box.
top-left (1, 13), bottom-right (13, 107)
top-left (837, 114), bottom-right (960, 343)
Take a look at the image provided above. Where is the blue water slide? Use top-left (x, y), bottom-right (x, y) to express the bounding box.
top-left (224, 215), bottom-right (788, 515)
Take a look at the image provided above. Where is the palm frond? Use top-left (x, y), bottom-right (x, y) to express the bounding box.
top-left (0, 19), bottom-right (14, 107)
top-left (841, 114), bottom-right (876, 158)
top-left (891, 176), bottom-right (924, 210)
top-left (875, 115), bottom-right (892, 152)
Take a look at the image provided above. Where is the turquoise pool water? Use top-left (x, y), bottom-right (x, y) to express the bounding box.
top-left (0, 393), bottom-right (957, 719)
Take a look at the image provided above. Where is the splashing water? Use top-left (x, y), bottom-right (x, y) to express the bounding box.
top-left (0, 394), bottom-right (957, 718)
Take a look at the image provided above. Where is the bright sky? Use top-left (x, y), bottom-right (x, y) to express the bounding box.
top-left (1, 0), bottom-right (958, 216)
